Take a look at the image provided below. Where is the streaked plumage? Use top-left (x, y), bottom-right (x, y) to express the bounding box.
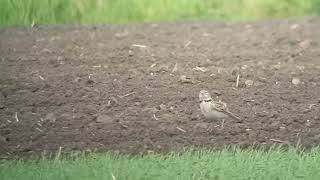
top-left (199, 90), bottom-right (240, 120)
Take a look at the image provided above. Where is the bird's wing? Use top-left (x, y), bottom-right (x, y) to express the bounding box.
top-left (212, 101), bottom-right (241, 120)
top-left (212, 101), bottom-right (228, 112)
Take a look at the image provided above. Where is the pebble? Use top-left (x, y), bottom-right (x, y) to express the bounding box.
top-left (128, 50), bottom-right (134, 56)
top-left (241, 65), bottom-right (249, 70)
top-left (44, 113), bottom-right (57, 123)
top-left (245, 79), bottom-right (254, 86)
top-left (296, 65), bottom-right (305, 71)
top-left (179, 75), bottom-right (194, 84)
top-left (306, 120), bottom-right (311, 127)
top-left (299, 39), bottom-right (311, 49)
top-left (292, 78), bottom-right (301, 85)
top-left (290, 24), bottom-right (300, 30)
top-left (157, 65), bottom-right (170, 72)
top-left (109, 97), bottom-right (119, 105)
top-left (257, 77), bottom-right (268, 83)
top-left (159, 104), bottom-right (167, 110)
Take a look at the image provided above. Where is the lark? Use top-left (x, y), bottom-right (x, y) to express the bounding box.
top-left (199, 90), bottom-right (240, 122)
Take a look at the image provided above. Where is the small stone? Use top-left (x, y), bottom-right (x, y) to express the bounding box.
top-left (57, 56), bottom-right (63, 61)
top-left (156, 145), bottom-right (162, 149)
top-left (241, 65), bottom-right (249, 70)
top-left (169, 106), bottom-right (175, 112)
top-left (257, 77), bottom-right (268, 83)
top-left (292, 78), bottom-right (301, 85)
top-left (109, 96), bottom-right (119, 105)
top-left (179, 75), bottom-right (193, 84)
top-left (74, 77), bottom-right (82, 82)
top-left (290, 24), bottom-right (300, 30)
top-left (272, 64), bottom-right (281, 70)
top-left (299, 40), bottom-right (311, 49)
top-left (157, 65), bottom-right (170, 72)
top-left (128, 50), bottom-right (134, 56)
top-left (65, 90), bottom-right (73, 97)
top-left (306, 120), bottom-right (311, 127)
top-left (106, 101), bottom-right (112, 108)
top-left (44, 113), bottom-right (57, 123)
top-left (96, 114), bottom-right (113, 123)
top-left (190, 113), bottom-right (199, 121)
top-left (296, 65), bottom-right (305, 71)
top-left (159, 104), bottom-right (167, 110)
top-left (245, 80), bottom-right (254, 87)
top-left (0, 92), bottom-right (5, 109)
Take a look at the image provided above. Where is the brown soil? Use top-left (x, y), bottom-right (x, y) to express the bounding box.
top-left (1, 17), bottom-right (320, 157)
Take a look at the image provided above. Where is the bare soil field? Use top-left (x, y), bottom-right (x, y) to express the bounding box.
top-left (0, 17), bottom-right (320, 157)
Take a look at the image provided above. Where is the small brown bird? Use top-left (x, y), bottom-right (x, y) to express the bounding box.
top-left (199, 90), bottom-right (240, 121)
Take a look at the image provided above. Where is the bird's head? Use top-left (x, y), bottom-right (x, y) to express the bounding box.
top-left (199, 90), bottom-right (212, 102)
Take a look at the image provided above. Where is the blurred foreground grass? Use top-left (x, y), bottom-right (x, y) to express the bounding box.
top-left (0, 0), bottom-right (319, 26)
top-left (1, 148), bottom-right (320, 180)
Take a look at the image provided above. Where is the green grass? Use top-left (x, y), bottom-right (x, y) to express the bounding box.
top-left (0, 0), bottom-right (319, 26)
top-left (1, 148), bottom-right (320, 180)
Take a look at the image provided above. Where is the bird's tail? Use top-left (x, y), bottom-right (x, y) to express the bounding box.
top-left (225, 111), bottom-right (241, 121)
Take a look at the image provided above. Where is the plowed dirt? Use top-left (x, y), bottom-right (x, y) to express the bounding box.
top-left (1, 17), bottom-right (320, 157)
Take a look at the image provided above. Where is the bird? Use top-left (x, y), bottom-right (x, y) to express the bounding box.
top-left (199, 90), bottom-right (240, 121)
